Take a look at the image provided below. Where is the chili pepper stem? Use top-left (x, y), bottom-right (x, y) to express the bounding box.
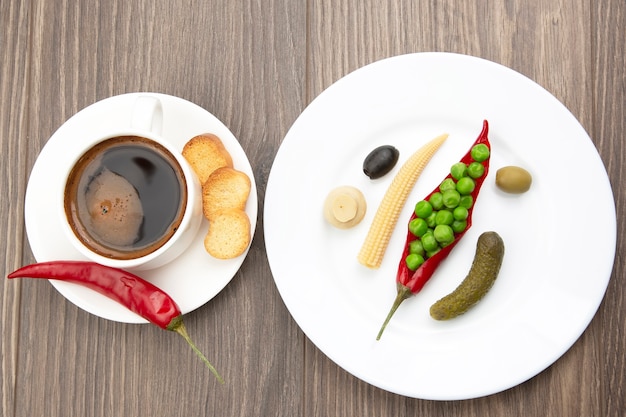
top-left (168, 316), bottom-right (225, 384)
top-left (376, 285), bottom-right (413, 340)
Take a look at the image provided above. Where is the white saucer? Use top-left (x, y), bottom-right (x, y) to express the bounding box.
top-left (24, 92), bottom-right (258, 323)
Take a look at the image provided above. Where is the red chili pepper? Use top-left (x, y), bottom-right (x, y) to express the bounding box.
top-left (376, 120), bottom-right (491, 340)
top-left (7, 260), bottom-right (224, 383)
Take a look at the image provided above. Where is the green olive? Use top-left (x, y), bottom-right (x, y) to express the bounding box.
top-left (495, 166), bottom-right (532, 194)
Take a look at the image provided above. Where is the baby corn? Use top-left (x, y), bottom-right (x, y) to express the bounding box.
top-left (357, 133), bottom-right (448, 269)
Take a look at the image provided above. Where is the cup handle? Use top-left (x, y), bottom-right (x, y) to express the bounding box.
top-left (131, 95), bottom-right (163, 135)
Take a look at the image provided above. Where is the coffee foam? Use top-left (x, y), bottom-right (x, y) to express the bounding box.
top-left (84, 168), bottom-right (144, 247)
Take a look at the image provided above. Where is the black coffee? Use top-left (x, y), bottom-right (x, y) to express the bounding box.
top-left (64, 136), bottom-right (187, 260)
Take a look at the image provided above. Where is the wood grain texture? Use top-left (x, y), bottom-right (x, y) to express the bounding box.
top-left (592, 1), bottom-right (625, 416)
top-left (1, 0), bottom-right (624, 416)
top-left (1, 2), bottom-right (31, 417)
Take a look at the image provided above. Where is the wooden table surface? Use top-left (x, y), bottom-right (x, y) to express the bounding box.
top-left (2, 1), bottom-right (624, 416)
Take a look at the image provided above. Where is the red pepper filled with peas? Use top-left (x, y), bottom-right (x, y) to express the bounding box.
top-left (377, 120), bottom-right (491, 340)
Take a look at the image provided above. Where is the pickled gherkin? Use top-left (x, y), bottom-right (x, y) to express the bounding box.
top-left (429, 231), bottom-right (504, 320)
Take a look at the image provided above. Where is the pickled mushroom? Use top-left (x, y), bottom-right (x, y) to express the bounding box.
top-left (323, 186), bottom-right (367, 229)
top-left (85, 169), bottom-right (143, 247)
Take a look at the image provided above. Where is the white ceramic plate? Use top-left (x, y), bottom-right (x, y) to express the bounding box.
top-left (25, 93), bottom-right (257, 323)
top-left (264, 53), bottom-right (616, 400)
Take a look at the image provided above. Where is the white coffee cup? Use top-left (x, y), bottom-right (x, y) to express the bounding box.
top-left (60, 95), bottom-right (202, 271)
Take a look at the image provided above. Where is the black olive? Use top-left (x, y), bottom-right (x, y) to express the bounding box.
top-left (363, 145), bottom-right (399, 179)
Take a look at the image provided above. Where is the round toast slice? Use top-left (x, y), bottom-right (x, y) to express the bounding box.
top-left (204, 209), bottom-right (251, 259)
top-left (202, 167), bottom-right (251, 220)
top-left (182, 133), bottom-right (233, 184)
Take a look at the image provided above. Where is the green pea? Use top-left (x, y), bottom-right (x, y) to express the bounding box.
top-left (409, 239), bottom-right (424, 256)
top-left (450, 162), bottom-right (468, 180)
top-left (452, 219), bottom-right (468, 233)
top-left (405, 253), bottom-right (425, 271)
top-left (414, 200), bottom-right (433, 218)
top-left (439, 178), bottom-right (456, 192)
top-left (459, 195), bottom-right (473, 209)
top-left (426, 248), bottom-right (441, 258)
top-left (425, 211), bottom-right (437, 228)
top-left (434, 224), bottom-right (455, 246)
top-left (421, 233), bottom-right (439, 252)
top-left (467, 162), bottom-right (485, 179)
top-left (470, 143), bottom-right (490, 162)
top-left (456, 177), bottom-right (475, 195)
top-left (453, 206), bottom-right (469, 220)
top-left (429, 192), bottom-right (444, 210)
top-left (409, 218), bottom-right (428, 237)
top-left (442, 189), bottom-right (461, 208)
top-left (435, 209), bottom-right (454, 225)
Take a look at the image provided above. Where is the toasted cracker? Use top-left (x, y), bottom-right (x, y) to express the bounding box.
top-left (204, 209), bottom-right (251, 259)
top-left (182, 133), bottom-right (233, 184)
top-left (202, 167), bottom-right (251, 220)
